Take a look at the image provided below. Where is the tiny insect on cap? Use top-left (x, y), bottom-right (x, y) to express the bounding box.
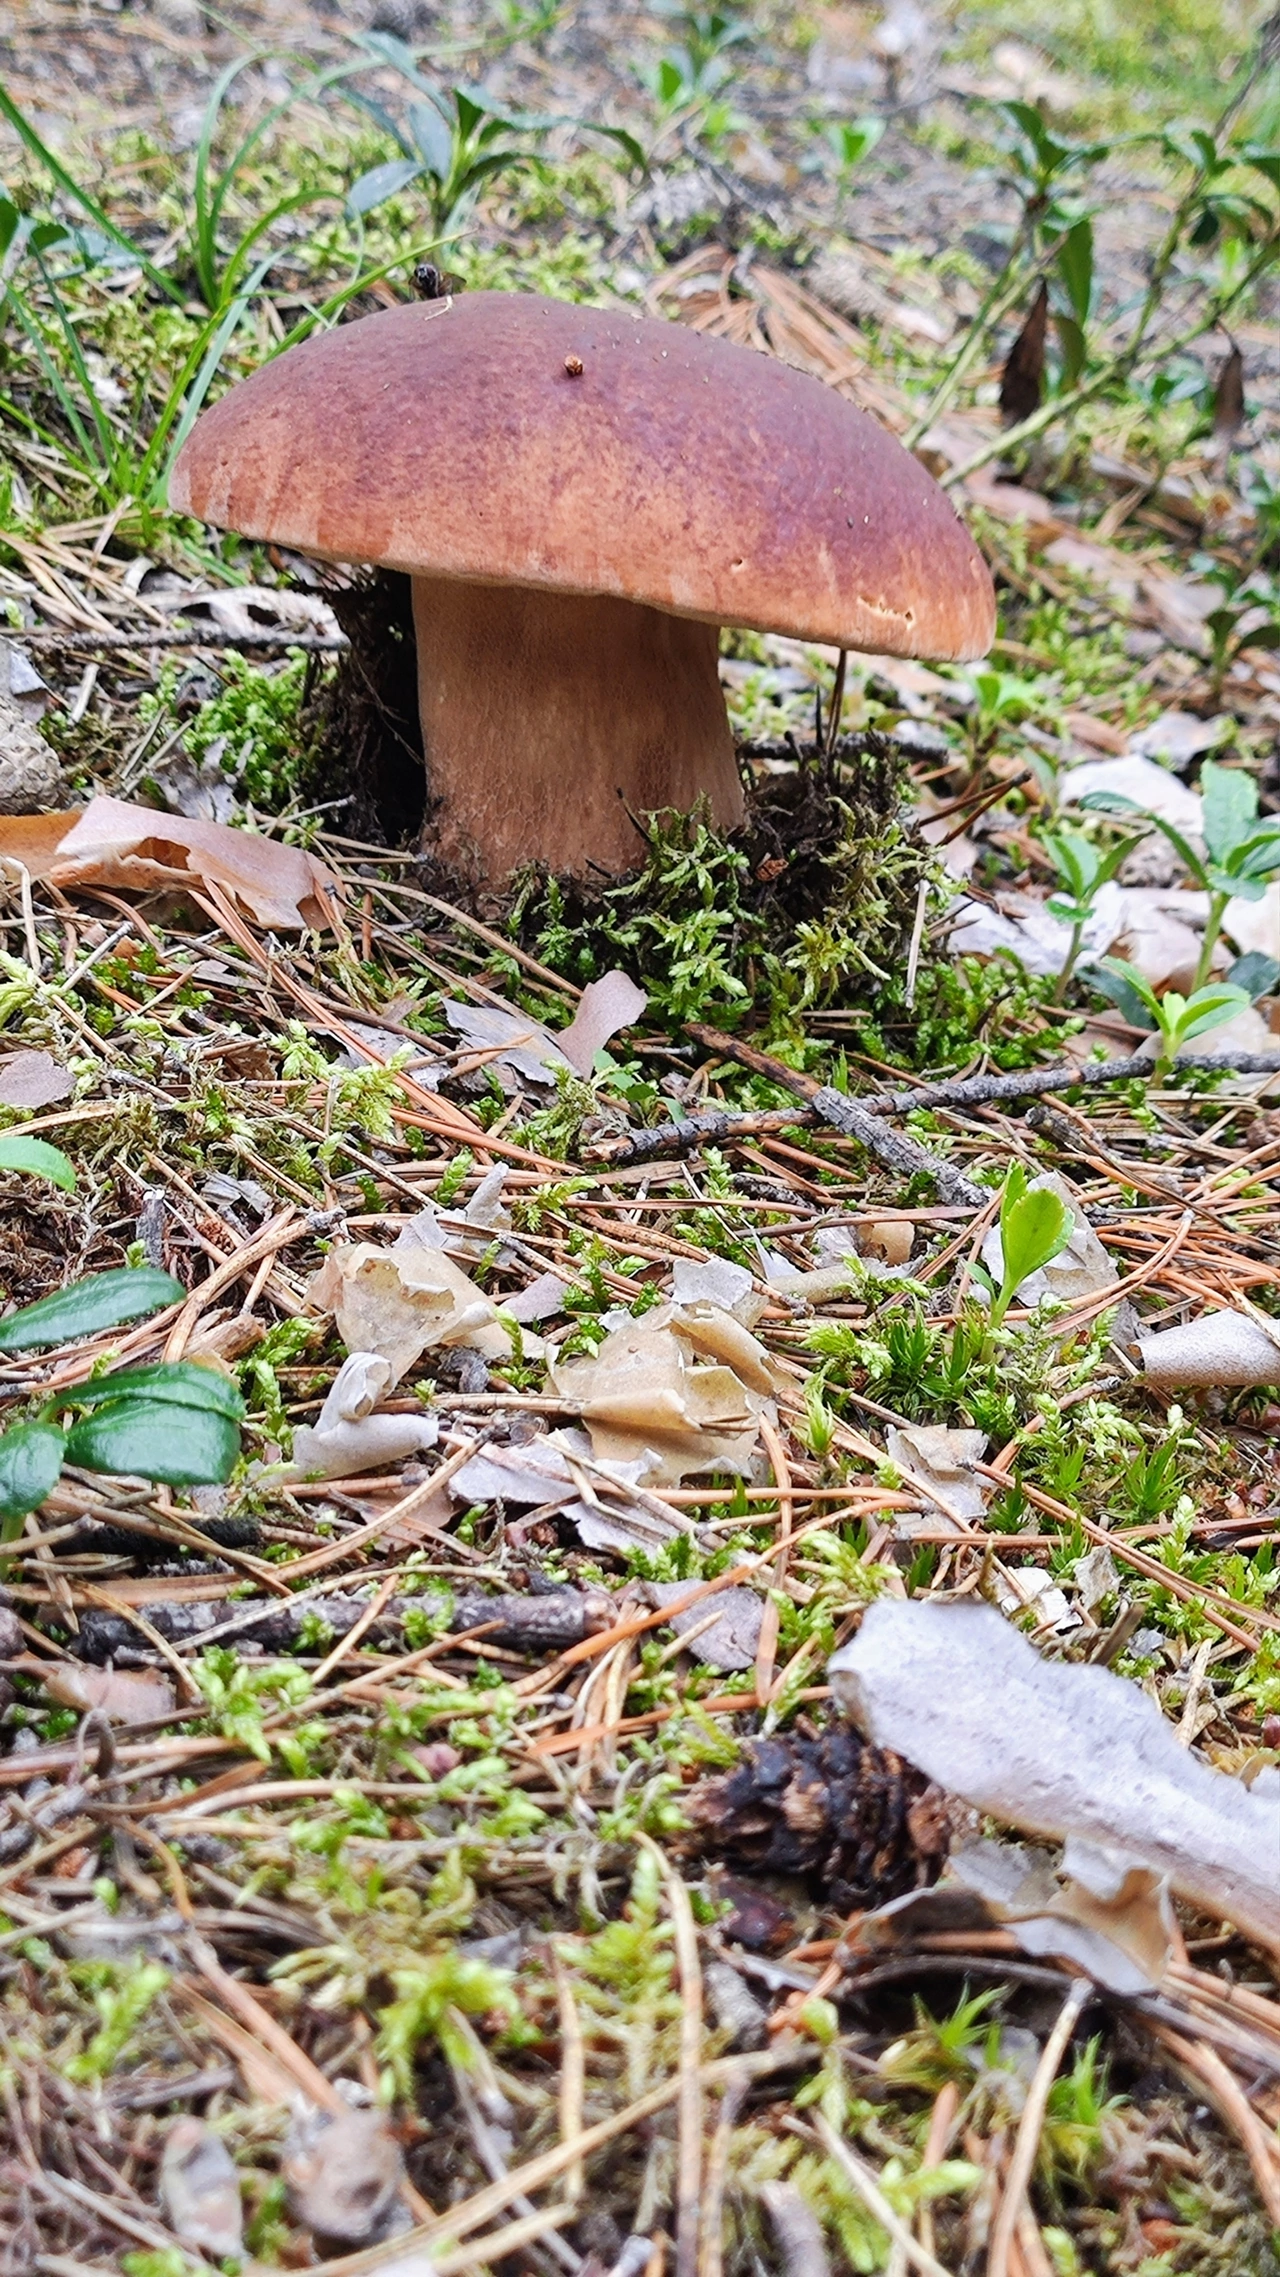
top-left (170, 291), bottom-right (994, 662)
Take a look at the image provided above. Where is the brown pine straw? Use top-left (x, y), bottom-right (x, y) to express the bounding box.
top-left (554, 1959), bottom-right (586, 2208)
top-left (697, 2071), bottom-right (751, 2277)
top-left (646, 1841), bottom-right (705, 2277)
top-left (987, 1979), bottom-right (1092, 2277)
top-left (1145, 2024), bottom-right (1280, 2226)
top-left (759, 1410), bottom-right (796, 1585)
top-left (310, 2045), bottom-right (813, 2277)
top-left (974, 1467), bottom-right (1272, 1651)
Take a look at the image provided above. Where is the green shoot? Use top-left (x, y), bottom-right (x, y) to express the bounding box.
top-left (1040, 824), bottom-right (1137, 1002)
top-left (1098, 960), bottom-right (1250, 1082)
top-left (811, 115), bottom-right (885, 196)
top-left (1080, 757), bottom-right (1280, 991)
top-left (987, 1164), bottom-right (1072, 1335)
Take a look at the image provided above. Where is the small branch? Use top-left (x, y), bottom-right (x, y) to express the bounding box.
top-left (590, 1050), bottom-right (1280, 1170)
top-left (17, 626), bottom-right (347, 653)
top-left (810, 1084), bottom-right (984, 1208)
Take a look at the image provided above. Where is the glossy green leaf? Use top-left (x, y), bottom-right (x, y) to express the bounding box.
top-left (0, 1267), bottom-right (185, 1354)
top-left (64, 1399), bottom-right (240, 1486)
top-left (0, 1421), bottom-right (66, 1532)
top-left (53, 1361), bottom-right (245, 1421)
top-left (1174, 983), bottom-right (1250, 1044)
top-left (1088, 958), bottom-right (1158, 1029)
top-left (408, 98), bottom-right (454, 179)
top-left (0, 1136), bottom-right (77, 1191)
top-left (1055, 216), bottom-right (1094, 325)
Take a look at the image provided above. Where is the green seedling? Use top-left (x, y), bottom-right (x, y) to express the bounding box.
top-left (811, 114), bottom-right (885, 195)
top-left (1202, 573), bottom-right (1280, 703)
top-left (1040, 824), bottom-right (1137, 1002)
top-left (1081, 757), bottom-right (1280, 990)
top-left (0, 1272), bottom-right (244, 1541)
top-left (650, 2), bottom-right (749, 112)
top-left (346, 75), bottom-right (548, 241)
top-left (986, 1163), bottom-right (1072, 1336)
top-left (964, 667), bottom-right (1051, 760)
top-left (342, 34), bottom-right (643, 246)
top-left (1097, 960), bottom-right (1250, 1082)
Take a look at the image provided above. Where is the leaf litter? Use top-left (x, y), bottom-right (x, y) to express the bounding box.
top-left (4, 8), bottom-right (1280, 2275)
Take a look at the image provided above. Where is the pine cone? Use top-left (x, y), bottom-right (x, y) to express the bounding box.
top-left (682, 1727), bottom-right (948, 1914)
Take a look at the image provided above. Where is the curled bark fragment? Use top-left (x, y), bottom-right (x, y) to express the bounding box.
top-left (830, 1599), bottom-right (1280, 1954)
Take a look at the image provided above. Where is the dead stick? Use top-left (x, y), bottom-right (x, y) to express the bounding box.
top-left (595, 1049), bottom-right (1280, 1168)
top-left (19, 626), bottom-right (348, 652)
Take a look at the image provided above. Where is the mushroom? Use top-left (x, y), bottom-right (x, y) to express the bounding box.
top-left (171, 291), bottom-right (994, 882)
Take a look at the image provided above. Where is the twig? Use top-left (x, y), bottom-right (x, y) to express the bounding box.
top-left (987, 1979), bottom-right (1091, 2277)
top-left (810, 1085), bottom-right (984, 1208)
top-left (590, 1050), bottom-right (1280, 1167)
top-left (17, 625), bottom-right (348, 652)
top-left (758, 2182), bottom-right (833, 2277)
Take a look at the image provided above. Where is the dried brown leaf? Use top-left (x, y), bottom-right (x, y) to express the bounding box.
top-left (0, 1049), bottom-right (72, 1109)
top-left (999, 280), bottom-right (1047, 425)
top-left (43, 1663), bottom-right (175, 1724)
top-left (0, 795), bottom-right (341, 930)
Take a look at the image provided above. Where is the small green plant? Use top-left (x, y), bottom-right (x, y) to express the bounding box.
top-left (650, 3), bottom-right (749, 117)
top-left (151, 647), bottom-right (317, 810)
top-left (0, 1270), bottom-right (244, 1539)
top-left (1039, 823), bottom-right (1137, 1001)
top-left (810, 114), bottom-right (885, 196)
top-left (1082, 757), bottom-right (1280, 990)
top-left (67, 1957), bottom-right (170, 2081)
top-left (984, 1163), bottom-right (1072, 1336)
top-left (194, 1647), bottom-right (313, 1760)
top-left (377, 1943), bottom-right (519, 2099)
top-left (1097, 961), bottom-right (1249, 1082)
top-left (1200, 570), bottom-right (1280, 702)
top-left (342, 33), bottom-right (642, 239)
top-left (964, 666), bottom-right (1052, 762)
top-left (346, 64), bottom-right (551, 242)
top-left (906, 35), bottom-right (1280, 488)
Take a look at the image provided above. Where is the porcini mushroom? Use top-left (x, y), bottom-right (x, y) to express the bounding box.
top-left (171, 291), bottom-right (994, 882)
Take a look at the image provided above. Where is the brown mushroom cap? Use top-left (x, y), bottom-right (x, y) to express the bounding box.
top-left (171, 292), bottom-right (993, 661)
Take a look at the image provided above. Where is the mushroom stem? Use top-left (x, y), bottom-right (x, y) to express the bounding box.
top-left (411, 575), bottom-right (743, 880)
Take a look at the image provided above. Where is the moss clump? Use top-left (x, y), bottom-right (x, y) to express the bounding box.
top-left (514, 733), bottom-right (937, 1038)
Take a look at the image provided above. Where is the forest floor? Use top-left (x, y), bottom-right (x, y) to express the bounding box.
top-left (2, 2), bottom-right (1280, 2273)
